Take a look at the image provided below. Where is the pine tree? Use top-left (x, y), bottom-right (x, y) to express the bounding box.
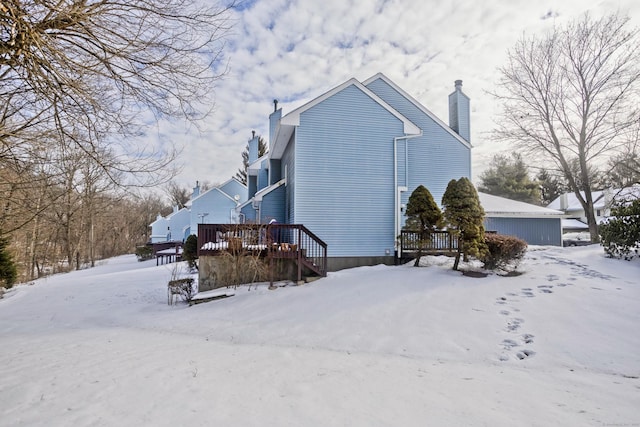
top-left (235, 136), bottom-right (268, 185)
top-left (478, 153), bottom-right (541, 204)
top-left (442, 177), bottom-right (487, 270)
top-left (404, 185), bottom-right (443, 266)
top-left (0, 235), bottom-right (18, 288)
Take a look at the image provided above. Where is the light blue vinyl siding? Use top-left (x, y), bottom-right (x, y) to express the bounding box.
top-left (484, 217), bottom-right (562, 246)
top-left (282, 133), bottom-right (296, 224)
top-left (248, 175), bottom-right (257, 199)
top-left (257, 161), bottom-right (269, 192)
top-left (219, 179), bottom-right (246, 201)
top-left (270, 159), bottom-right (281, 184)
top-left (397, 138), bottom-right (407, 188)
top-left (168, 208), bottom-right (190, 242)
top-left (260, 185), bottom-right (286, 223)
top-left (269, 109), bottom-right (281, 148)
top-left (449, 91), bottom-right (470, 142)
top-left (294, 84), bottom-right (405, 257)
top-left (190, 191), bottom-right (236, 235)
top-left (241, 203), bottom-right (256, 223)
top-left (365, 78), bottom-right (471, 214)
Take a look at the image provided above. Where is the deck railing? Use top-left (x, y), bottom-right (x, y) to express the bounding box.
top-left (197, 223), bottom-right (327, 279)
top-left (399, 230), bottom-right (459, 259)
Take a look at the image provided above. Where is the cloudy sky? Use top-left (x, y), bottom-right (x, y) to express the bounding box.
top-left (155, 0), bottom-right (640, 189)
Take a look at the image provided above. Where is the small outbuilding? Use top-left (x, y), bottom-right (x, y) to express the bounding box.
top-left (479, 192), bottom-right (564, 246)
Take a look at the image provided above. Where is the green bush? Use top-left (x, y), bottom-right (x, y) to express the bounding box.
top-left (135, 245), bottom-right (154, 261)
top-left (183, 234), bottom-right (199, 270)
top-left (481, 233), bottom-right (527, 271)
top-left (599, 199), bottom-right (640, 260)
top-left (0, 235), bottom-right (18, 288)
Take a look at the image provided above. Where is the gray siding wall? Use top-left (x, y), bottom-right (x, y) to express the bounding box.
top-left (365, 78), bottom-right (471, 227)
top-left (294, 84), bottom-right (405, 257)
top-left (484, 217), bottom-right (562, 246)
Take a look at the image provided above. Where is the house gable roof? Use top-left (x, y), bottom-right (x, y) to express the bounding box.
top-left (253, 178), bottom-right (286, 202)
top-left (270, 77), bottom-right (420, 158)
top-left (480, 192), bottom-right (564, 218)
top-left (190, 177), bottom-right (247, 205)
top-left (363, 73), bottom-right (472, 150)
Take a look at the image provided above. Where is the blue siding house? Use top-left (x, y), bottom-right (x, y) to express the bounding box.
top-left (189, 178), bottom-right (247, 236)
top-left (480, 192), bottom-right (564, 246)
top-left (241, 73), bottom-right (473, 270)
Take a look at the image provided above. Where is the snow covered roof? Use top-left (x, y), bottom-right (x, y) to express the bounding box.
top-left (562, 218), bottom-right (588, 230)
top-left (547, 185), bottom-right (640, 212)
top-left (547, 190), bottom-right (605, 212)
top-left (479, 192), bottom-right (564, 218)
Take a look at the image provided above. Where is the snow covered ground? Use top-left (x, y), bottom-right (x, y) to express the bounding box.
top-left (1, 245), bottom-right (638, 426)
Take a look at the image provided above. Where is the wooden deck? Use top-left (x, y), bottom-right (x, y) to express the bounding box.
top-left (197, 224), bottom-right (327, 283)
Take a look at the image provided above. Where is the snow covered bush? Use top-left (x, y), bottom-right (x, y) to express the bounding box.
top-left (481, 233), bottom-right (527, 271)
top-left (599, 199), bottom-right (640, 260)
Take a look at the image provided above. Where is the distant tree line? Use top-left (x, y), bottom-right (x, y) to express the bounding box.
top-left (478, 152), bottom-right (640, 207)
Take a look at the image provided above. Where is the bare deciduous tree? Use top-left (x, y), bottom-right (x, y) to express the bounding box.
top-left (1, 0), bottom-right (234, 186)
top-left (493, 13), bottom-right (640, 241)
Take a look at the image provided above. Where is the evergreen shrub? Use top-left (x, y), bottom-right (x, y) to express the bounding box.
top-left (481, 233), bottom-right (527, 271)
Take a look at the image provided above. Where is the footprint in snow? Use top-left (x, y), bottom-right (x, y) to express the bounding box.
top-left (538, 285), bottom-right (553, 294)
top-left (516, 349), bottom-right (536, 360)
top-left (521, 290), bottom-right (535, 298)
top-left (506, 318), bottom-right (524, 332)
top-left (499, 310), bottom-right (510, 316)
top-left (502, 339), bottom-right (519, 349)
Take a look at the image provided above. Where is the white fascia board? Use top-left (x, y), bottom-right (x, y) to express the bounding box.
top-left (362, 73), bottom-right (472, 149)
top-left (486, 212), bottom-right (566, 218)
top-left (248, 153), bottom-right (269, 174)
top-left (280, 78), bottom-right (420, 135)
top-left (253, 179), bottom-right (286, 202)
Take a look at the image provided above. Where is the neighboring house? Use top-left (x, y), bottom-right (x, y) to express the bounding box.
top-left (547, 185), bottom-right (640, 231)
top-left (240, 73), bottom-right (472, 270)
top-left (166, 206), bottom-right (191, 242)
top-left (189, 178), bottom-right (247, 236)
top-left (480, 192), bottom-right (563, 246)
top-left (148, 179), bottom-right (247, 243)
top-left (149, 214), bottom-right (170, 243)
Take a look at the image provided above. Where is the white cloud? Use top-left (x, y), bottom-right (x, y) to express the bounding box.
top-left (149, 0), bottom-right (640, 188)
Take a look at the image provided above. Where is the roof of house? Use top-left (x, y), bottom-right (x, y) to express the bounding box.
top-left (479, 192), bottom-right (564, 218)
top-left (362, 73), bottom-right (472, 149)
top-left (547, 185), bottom-right (640, 211)
top-left (562, 218), bottom-right (588, 229)
top-left (270, 77), bottom-right (420, 158)
top-left (189, 177), bottom-right (247, 205)
top-left (547, 190), bottom-right (605, 211)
